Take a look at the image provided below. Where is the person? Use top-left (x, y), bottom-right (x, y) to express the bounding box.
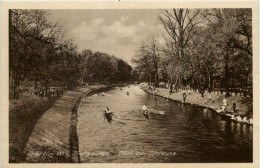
top-left (232, 101), bottom-right (236, 113)
top-left (249, 118), bottom-right (253, 124)
top-left (230, 114), bottom-right (236, 120)
top-left (169, 84), bottom-right (173, 94)
top-left (208, 96), bottom-right (211, 102)
top-left (243, 116), bottom-right (248, 123)
top-left (201, 87), bottom-right (205, 97)
top-left (182, 91), bottom-right (186, 103)
top-left (126, 91), bottom-right (129, 95)
top-left (105, 107), bottom-right (111, 113)
top-left (101, 92), bottom-right (105, 96)
top-left (104, 107), bottom-right (113, 121)
top-left (220, 105), bottom-right (226, 112)
top-left (236, 115), bottom-right (242, 122)
top-left (141, 105), bottom-right (149, 118)
top-left (203, 100), bottom-right (207, 106)
top-left (223, 98), bottom-right (228, 106)
top-left (142, 105), bottom-right (148, 111)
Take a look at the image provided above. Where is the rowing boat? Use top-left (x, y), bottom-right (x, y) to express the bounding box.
top-left (142, 109), bottom-right (149, 119)
top-left (104, 112), bottom-right (113, 121)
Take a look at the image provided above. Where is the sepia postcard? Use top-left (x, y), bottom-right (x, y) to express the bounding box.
top-left (1, 1), bottom-right (259, 168)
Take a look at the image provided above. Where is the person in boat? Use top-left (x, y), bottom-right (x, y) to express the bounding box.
top-left (142, 105), bottom-right (148, 111)
top-left (105, 107), bottom-right (120, 119)
top-left (141, 105), bottom-right (149, 117)
top-left (105, 107), bottom-right (111, 113)
top-left (104, 107), bottom-right (113, 121)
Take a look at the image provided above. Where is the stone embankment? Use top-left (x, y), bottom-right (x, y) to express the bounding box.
top-left (24, 85), bottom-right (110, 163)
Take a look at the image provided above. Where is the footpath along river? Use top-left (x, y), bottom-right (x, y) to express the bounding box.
top-left (77, 85), bottom-right (252, 163)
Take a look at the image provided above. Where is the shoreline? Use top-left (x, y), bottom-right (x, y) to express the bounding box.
top-left (141, 86), bottom-right (253, 126)
top-left (22, 85), bottom-right (111, 163)
top-left (70, 86), bottom-right (112, 163)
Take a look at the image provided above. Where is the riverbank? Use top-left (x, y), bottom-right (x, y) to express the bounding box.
top-left (12, 85), bottom-right (110, 163)
top-left (141, 86), bottom-right (253, 126)
top-left (9, 94), bottom-right (60, 162)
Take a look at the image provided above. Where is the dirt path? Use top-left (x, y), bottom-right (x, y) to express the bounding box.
top-left (24, 86), bottom-right (108, 163)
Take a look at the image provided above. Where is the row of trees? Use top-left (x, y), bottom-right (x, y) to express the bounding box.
top-left (9, 9), bottom-right (132, 99)
top-left (133, 9), bottom-right (252, 96)
top-left (80, 50), bottom-right (132, 84)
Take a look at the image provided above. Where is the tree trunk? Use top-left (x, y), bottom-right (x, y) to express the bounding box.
top-left (209, 71), bottom-right (213, 93)
top-left (224, 52), bottom-right (230, 96)
top-left (45, 83), bottom-right (48, 97)
top-left (244, 71), bottom-right (249, 97)
top-left (155, 67), bottom-right (159, 88)
top-left (34, 76), bottom-right (37, 89)
top-left (169, 76), bottom-right (173, 93)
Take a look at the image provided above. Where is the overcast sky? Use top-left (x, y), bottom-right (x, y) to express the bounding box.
top-left (48, 9), bottom-right (165, 64)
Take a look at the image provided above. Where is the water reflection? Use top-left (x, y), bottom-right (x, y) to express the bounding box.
top-left (77, 86), bottom-right (253, 163)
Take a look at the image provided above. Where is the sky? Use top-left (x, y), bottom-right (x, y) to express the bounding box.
top-left (48, 9), bottom-right (165, 64)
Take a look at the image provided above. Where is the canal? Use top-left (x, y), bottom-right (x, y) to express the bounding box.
top-left (77, 85), bottom-right (253, 163)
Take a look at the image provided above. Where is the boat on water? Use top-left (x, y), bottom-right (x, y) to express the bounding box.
top-left (140, 105), bottom-right (149, 119)
top-left (104, 108), bottom-right (113, 122)
top-left (104, 112), bottom-right (113, 121)
top-left (142, 109), bottom-right (149, 119)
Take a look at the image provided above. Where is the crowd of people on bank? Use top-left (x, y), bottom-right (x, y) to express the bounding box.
top-left (139, 82), bottom-right (253, 125)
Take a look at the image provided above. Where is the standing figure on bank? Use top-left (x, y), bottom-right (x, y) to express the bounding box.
top-left (232, 101), bottom-right (236, 113)
top-left (182, 91), bottom-right (187, 103)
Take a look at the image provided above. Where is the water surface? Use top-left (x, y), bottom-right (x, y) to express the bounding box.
top-left (77, 86), bottom-right (253, 163)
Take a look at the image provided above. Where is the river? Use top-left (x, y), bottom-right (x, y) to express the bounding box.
top-left (77, 85), bottom-right (253, 163)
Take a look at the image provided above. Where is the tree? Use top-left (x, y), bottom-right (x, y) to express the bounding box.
top-left (132, 37), bottom-right (161, 87)
top-left (158, 9), bottom-right (202, 92)
top-left (203, 9), bottom-right (252, 96)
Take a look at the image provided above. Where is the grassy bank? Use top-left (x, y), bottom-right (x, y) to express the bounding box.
top-left (142, 86), bottom-right (253, 124)
top-left (9, 95), bottom-right (60, 162)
